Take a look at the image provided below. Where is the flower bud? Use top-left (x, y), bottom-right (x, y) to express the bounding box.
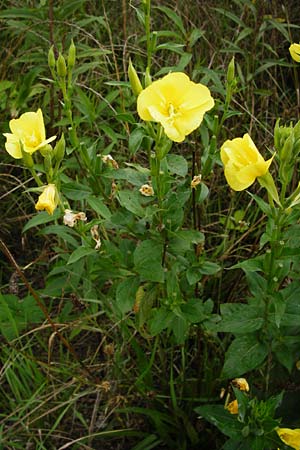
top-left (144, 66), bottom-right (152, 87)
top-left (128, 58), bottom-right (143, 96)
top-left (56, 53), bottom-right (67, 78)
top-left (280, 132), bottom-right (294, 163)
top-left (67, 40), bottom-right (76, 71)
top-left (227, 56), bottom-right (235, 84)
top-left (39, 143), bottom-right (53, 157)
top-left (54, 133), bottom-right (65, 162)
top-left (48, 45), bottom-right (56, 71)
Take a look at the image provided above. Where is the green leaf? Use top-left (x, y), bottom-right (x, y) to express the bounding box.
top-left (67, 246), bottom-right (97, 265)
top-left (166, 154), bottom-right (188, 177)
top-left (117, 190), bottom-right (145, 217)
top-left (87, 196), bottom-right (112, 219)
top-left (195, 404), bottom-right (243, 439)
top-left (129, 128), bottom-right (147, 155)
top-left (0, 294), bottom-right (44, 341)
top-left (246, 272), bottom-right (267, 298)
top-left (23, 209), bottom-right (61, 233)
top-left (230, 255), bottom-right (264, 273)
top-left (39, 225), bottom-right (79, 247)
top-left (168, 230), bottom-right (204, 254)
top-left (222, 335), bottom-right (268, 378)
top-left (116, 277), bottom-right (140, 314)
top-left (134, 240), bottom-right (165, 283)
top-left (62, 181), bottom-right (92, 200)
top-left (155, 6), bottom-right (186, 36)
top-left (113, 168), bottom-right (149, 186)
top-left (171, 314), bottom-right (189, 344)
top-left (149, 307), bottom-right (173, 335)
top-left (217, 304), bottom-right (264, 334)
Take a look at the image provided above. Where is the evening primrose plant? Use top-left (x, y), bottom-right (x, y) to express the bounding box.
top-left (3, 2), bottom-right (300, 449)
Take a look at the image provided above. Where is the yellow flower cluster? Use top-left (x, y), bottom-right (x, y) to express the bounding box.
top-left (3, 109), bottom-right (59, 215)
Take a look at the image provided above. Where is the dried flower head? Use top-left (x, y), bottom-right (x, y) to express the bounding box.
top-left (90, 224), bottom-right (101, 249)
top-left (139, 184), bottom-right (154, 196)
top-left (191, 175), bottom-right (202, 189)
top-left (63, 209), bottom-right (87, 227)
top-left (102, 154), bottom-right (119, 169)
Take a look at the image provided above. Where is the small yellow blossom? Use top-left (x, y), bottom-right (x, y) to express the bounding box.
top-left (226, 399), bottom-right (238, 415)
top-left (191, 175), bottom-right (202, 189)
top-left (35, 184), bottom-right (58, 215)
top-left (63, 209), bottom-right (87, 227)
top-left (289, 43), bottom-right (300, 63)
top-left (102, 154), bottom-right (119, 169)
top-left (137, 72), bottom-right (214, 143)
top-left (139, 184), bottom-right (154, 196)
top-left (232, 378), bottom-right (249, 392)
top-left (276, 427), bottom-right (300, 450)
top-left (3, 109), bottom-right (56, 159)
top-left (221, 133), bottom-right (274, 191)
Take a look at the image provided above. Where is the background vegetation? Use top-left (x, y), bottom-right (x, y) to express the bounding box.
top-left (1, 1), bottom-right (300, 449)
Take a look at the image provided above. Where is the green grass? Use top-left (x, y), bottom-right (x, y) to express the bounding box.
top-left (1, 1), bottom-right (300, 448)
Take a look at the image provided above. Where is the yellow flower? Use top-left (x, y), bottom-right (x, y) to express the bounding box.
top-left (276, 427), bottom-right (300, 450)
top-left (137, 72), bottom-right (214, 143)
top-left (289, 43), bottom-right (300, 63)
top-left (220, 133), bottom-right (274, 191)
top-left (232, 377), bottom-right (250, 392)
top-left (225, 399), bottom-right (238, 415)
top-left (3, 109), bottom-right (56, 159)
top-left (35, 184), bottom-right (58, 215)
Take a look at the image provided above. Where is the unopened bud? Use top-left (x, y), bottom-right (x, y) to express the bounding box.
top-left (48, 45), bottom-right (56, 71)
top-left (39, 144), bottom-right (53, 157)
top-left (128, 58), bottom-right (143, 96)
top-left (280, 132), bottom-right (294, 163)
top-left (54, 133), bottom-right (65, 162)
top-left (57, 53), bottom-right (67, 78)
top-left (145, 67), bottom-right (152, 87)
top-left (227, 56), bottom-right (235, 84)
top-left (67, 40), bottom-right (76, 71)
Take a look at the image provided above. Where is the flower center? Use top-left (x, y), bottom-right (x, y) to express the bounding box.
top-left (25, 131), bottom-right (39, 147)
top-left (167, 103), bottom-right (180, 121)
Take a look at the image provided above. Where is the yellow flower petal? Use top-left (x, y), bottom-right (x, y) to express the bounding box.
top-left (276, 427), bottom-right (300, 450)
top-left (3, 133), bottom-right (22, 159)
top-left (225, 399), bottom-right (238, 415)
top-left (8, 109), bottom-right (56, 155)
top-left (35, 184), bottom-right (58, 215)
top-left (232, 377), bottom-right (249, 392)
top-left (221, 133), bottom-right (273, 191)
top-left (137, 72), bottom-right (214, 142)
top-left (289, 43), bottom-right (300, 63)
